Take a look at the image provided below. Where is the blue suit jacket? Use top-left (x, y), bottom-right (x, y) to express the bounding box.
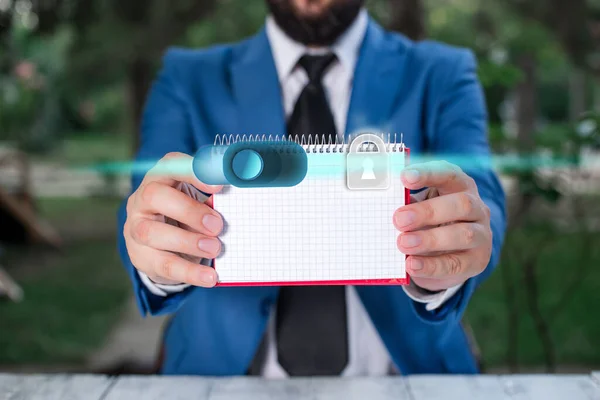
top-left (117, 19), bottom-right (506, 376)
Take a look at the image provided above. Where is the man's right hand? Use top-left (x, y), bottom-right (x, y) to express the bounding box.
top-left (124, 152), bottom-right (223, 288)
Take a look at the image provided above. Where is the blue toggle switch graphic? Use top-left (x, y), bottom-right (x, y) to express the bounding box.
top-left (232, 149), bottom-right (264, 181)
top-left (192, 141), bottom-right (307, 188)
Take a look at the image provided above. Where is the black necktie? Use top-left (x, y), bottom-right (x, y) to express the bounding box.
top-left (286, 54), bottom-right (338, 144)
top-left (276, 53), bottom-right (349, 376)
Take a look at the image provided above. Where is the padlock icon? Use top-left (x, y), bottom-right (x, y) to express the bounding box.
top-left (346, 133), bottom-right (390, 190)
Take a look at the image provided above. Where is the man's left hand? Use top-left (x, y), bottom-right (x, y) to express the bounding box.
top-left (393, 161), bottom-right (493, 292)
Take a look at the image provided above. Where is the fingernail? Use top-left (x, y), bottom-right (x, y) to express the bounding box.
top-left (198, 238), bottom-right (220, 255)
top-left (403, 169), bottom-right (420, 184)
top-left (200, 270), bottom-right (216, 286)
top-left (395, 211), bottom-right (416, 228)
top-left (410, 258), bottom-right (423, 271)
top-left (400, 234), bottom-right (421, 248)
top-left (202, 214), bottom-right (223, 234)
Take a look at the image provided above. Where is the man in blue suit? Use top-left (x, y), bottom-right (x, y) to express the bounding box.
top-left (118, 0), bottom-right (506, 376)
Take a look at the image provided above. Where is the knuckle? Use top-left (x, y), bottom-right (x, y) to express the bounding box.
top-left (421, 201), bottom-right (435, 222)
top-left (133, 220), bottom-right (153, 245)
top-left (446, 254), bottom-right (462, 275)
top-left (183, 263), bottom-right (195, 284)
top-left (442, 161), bottom-right (458, 178)
top-left (458, 193), bottom-right (475, 216)
top-left (140, 181), bottom-right (161, 206)
top-left (124, 220), bottom-right (133, 240)
top-left (158, 257), bottom-right (176, 280)
top-left (423, 259), bottom-right (438, 277)
top-left (129, 257), bottom-right (146, 275)
top-left (461, 225), bottom-right (475, 247)
top-left (447, 170), bottom-right (459, 185)
top-left (441, 160), bottom-right (456, 171)
top-left (425, 231), bottom-right (437, 251)
top-left (182, 198), bottom-right (199, 218)
top-left (482, 204), bottom-right (491, 219)
top-left (465, 176), bottom-right (477, 191)
top-left (163, 151), bottom-right (183, 160)
top-left (126, 195), bottom-right (134, 214)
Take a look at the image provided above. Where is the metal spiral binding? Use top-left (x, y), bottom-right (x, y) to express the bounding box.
top-left (212, 133), bottom-right (406, 153)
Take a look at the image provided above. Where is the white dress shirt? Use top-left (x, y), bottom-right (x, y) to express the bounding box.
top-left (139, 8), bottom-right (463, 377)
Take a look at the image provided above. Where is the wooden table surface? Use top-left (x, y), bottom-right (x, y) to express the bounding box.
top-left (1, 373), bottom-right (599, 399)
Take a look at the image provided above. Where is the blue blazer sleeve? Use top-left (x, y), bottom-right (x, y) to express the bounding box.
top-left (117, 49), bottom-right (197, 316)
top-left (410, 48), bottom-right (507, 323)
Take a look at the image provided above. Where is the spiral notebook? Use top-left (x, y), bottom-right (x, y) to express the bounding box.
top-left (211, 134), bottom-right (410, 286)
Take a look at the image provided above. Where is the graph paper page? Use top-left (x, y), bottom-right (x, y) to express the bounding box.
top-left (212, 150), bottom-right (407, 285)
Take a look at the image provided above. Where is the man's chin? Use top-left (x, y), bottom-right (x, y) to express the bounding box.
top-left (292, 0), bottom-right (334, 19)
top-left (267, 0), bottom-right (364, 46)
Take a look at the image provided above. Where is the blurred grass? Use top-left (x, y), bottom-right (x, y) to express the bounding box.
top-left (38, 196), bottom-right (125, 237)
top-left (0, 196), bottom-right (130, 365)
top-left (31, 132), bottom-right (131, 166)
top-left (467, 227), bottom-right (600, 369)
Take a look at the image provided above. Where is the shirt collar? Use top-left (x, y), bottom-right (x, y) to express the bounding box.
top-left (265, 8), bottom-right (369, 83)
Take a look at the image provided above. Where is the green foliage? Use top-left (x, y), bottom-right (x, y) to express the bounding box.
top-left (484, 108), bottom-right (600, 370)
top-left (0, 21), bottom-right (73, 153)
top-left (0, 197), bottom-right (130, 365)
top-left (539, 85), bottom-right (569, 122)
top-left (426, 0), bottom-right (481, 48)
top-left (467, 225), bottom-right (600, 368)
top-left (478, 61), bottom-right (523, 89)
top-left (487, 123), bottom-right (508, 151)
top-left (426, 0), bottom-right (571, 123)
top-left (0, 0), bottom-right (577, 149)
top-left (86, 85), bottom-right (127, 132)
top-left (61, 0), bottom-right (217, 91)
top-left (0, 240), bottom-right (129, 365)
top-left (185, 0), bottom-right (267, 46)
top-left (499, 115), bottom-right (598, 208)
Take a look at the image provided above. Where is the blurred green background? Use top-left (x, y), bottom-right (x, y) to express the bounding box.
top-left (0, 0), bottom-right (599, 373)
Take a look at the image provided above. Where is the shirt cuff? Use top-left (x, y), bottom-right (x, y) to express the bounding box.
top-left (402, 281), bottom-right (464, 311)
top-left (138, 270), bottom-right (191, 297)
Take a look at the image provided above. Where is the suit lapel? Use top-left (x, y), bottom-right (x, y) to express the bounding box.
top-left (345, 20), bottom-right (409, 137)
top-left (229, 29), bottom-right (286, 137)
top-left (229, 21), bottom-right (407, 139)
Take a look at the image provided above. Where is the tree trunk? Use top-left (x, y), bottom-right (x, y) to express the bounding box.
top-left (127, 57), bottom-right (154, 155)
top-left (569, 68), bottom-right (587, 122)
top-left (0, 2), bottom-right (15, 74)
top-left (388, 0), bottom-right (427, 41)
top-left (508, 53), bottom-right (538, 229)
top-left (515, 54), bottom-right (537, 152)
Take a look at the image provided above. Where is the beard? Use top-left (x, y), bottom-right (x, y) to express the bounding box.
top-left (266, 0), bottom-right (364, 46)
